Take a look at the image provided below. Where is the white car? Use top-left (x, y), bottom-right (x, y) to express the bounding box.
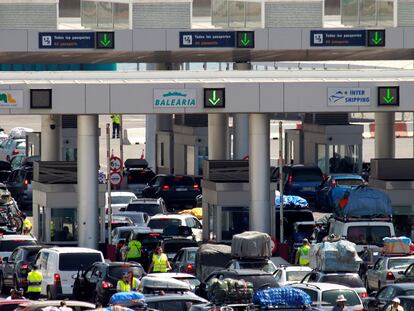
top-left (146, 272), bottom-right (200, 292)
top-left (0, 234), bottom-right (37, 258)
top-left (273, 265), bottom-right (312, 286)
top-left (35, 247), bottom-right (104, 299)
top-left (147, 214), bottom-right (202, 242)
top-left (0, 138), bottom-right (26, 162)
top-left (105, 191), bottom-right (137, 213)
top-left (291, 282), bottom-right (364, 311)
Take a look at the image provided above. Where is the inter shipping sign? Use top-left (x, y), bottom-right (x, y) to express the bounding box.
top-left (327, 88), bottom-right (371, 106)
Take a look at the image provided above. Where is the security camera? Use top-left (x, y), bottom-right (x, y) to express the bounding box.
top-left (50, 124), bottom-right (56, 130)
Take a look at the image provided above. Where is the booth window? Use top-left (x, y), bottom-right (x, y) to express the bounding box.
top-left (50, 208), bottom-right (77, 242)
top-left (221, 206), bottom-right (249, 241)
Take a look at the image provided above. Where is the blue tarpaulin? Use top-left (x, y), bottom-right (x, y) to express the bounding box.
top-left (275, 193), bottom-right (309, 209)
top-left (253, 287), bottom-right (312, 307)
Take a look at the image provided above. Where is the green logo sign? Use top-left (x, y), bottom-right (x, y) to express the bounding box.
top-left (378, 87), bottom-right (399, 106)
top-left (367, 30), bottom-right (385, 47)
top-left (204, 88), bottom-right (225, 108)
top-left (96, 32), bottom-right (115, 49)
top-left (236, 31), bottom-right (255, 49)
top-left (153, 89), bottom-right (197, 107)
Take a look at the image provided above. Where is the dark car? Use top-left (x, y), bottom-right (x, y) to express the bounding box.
top-left (112, 211), bottom-right (149, 226)
top-left (125, 198), bottom-right (167, 216)
top-left (142, 175), bottom-right (201, 211)
top-left (72, 262), bottom-right (145, 305)
top-left (275, 208), bottom-right (314, 242)
top-left (5, 166), bottom-right (33, 209)
top-left (277, 165), bottom-right (324, 208)
top-left (0, 245), bottom-right (47, 292)
top-left (316, 174), bottom-right (365, 212)
top-left (196, 269), bottom-right (279, 299)
top-left (172, 247), bottom-right (198, 274)
top-left (161, 238), bottom-right (199, 261)
top-left (365, 283), bottom-right (414, 311)
top-left (395, 263), bottom-right (414, 284)
top-left (124, 158), bottom-right (156, 197)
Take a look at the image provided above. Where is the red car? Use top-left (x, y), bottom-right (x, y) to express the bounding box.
top-left (0, 299), bottom-right (28, 311)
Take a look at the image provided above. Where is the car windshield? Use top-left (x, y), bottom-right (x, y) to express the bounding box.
top-left (321, 290), bottom-right (361, 306)
top-left (26, 250), bottom-right (41, 262)
top-left (388, 259), bottom-right (414, 270)
top-left (127, 203), bottom-right (162, 216)
top-left (148, 219), bottom-right (182, 230)
top-left (320, 275), bottom-right (364, 288)
top-left (286, 271), bottom-right (312, 282)
top-left (292, 169), bottom-right (322, 182)
top-left (114, 213), bottom-right (145, 225)
top-left (59, 253), bottom-right (102, 271)
top-left (163, 241), bottom-right (198, 253)
top-left (238, 262), bottom-right (276, 274)
top-left (236, 274), bottom-right (278, 290)
top-left (347, 226), bottom-right (391, 246)
top-left (187, 251), bottom-right (196, 262)
top-left (298, 288), bottom-right (318, 301)
top-left (165, 176), bottom-right (195, 186)
top-left (108, 266), bottom-right (144, 279)
top-left (112, 196), bottom-right (135, 204)
top-left (335, 178), bottom-right (364, 187)
top-left (0, 240), bottom-right (37, 251)
top-left (116, 229), bottom-right (133, 240)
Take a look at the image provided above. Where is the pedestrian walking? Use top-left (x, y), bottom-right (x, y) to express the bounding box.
top-left (295, 238), bottom-right (310, 266)
top-left (386, 298), bottom-right (404, 311)
top-left (26, 265), bottom-right (42, 300)
top-left (111, 114), bottom-right (121, 138)
top-left (332, 295), bottom-right (350, 311)
top-left (147, 246), bottom-right (171, 273)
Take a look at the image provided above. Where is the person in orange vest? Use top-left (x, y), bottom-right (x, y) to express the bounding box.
top-left (338, 191), bottom-right (350, 209)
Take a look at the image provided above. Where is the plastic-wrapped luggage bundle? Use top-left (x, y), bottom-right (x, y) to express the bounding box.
top-left (383, 237), bottom-right (412, 254)
top-left (9, 127), bottom-right (33, 139)
top-left (309, 239), bottom-right (362, 272)
top-left (196, 243), bottom-right (232, 282)
top-left (231, 231), bottom-right (272, 259)
top-left (253, 287), bottom-right (312, 307)
top-left (208, 277), bottom-right (254, 305)
top-left (275, 193), bottom-right (309, 209)
top-left (109, 291), bottom-right (146, 308)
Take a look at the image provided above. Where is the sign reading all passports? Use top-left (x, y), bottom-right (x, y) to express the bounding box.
top-left (310, 29), bottom-right (386, 47)
top-left (180, 31), bottom-right (255, 48)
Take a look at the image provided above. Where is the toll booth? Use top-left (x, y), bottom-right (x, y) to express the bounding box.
top-left (202, 160), bottom-right (277, 243)
top-left (285, 122), bottom-right (363, 174)
top-left (32, 161), bottom-right (106, 245)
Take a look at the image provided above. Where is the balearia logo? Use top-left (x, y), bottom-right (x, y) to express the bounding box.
top-left (0, 93), bottom-right (16, 105)
top-left (154, 89), bottom-right (197, 107)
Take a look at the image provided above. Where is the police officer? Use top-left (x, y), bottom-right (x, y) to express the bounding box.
top-left (27, 265), bottom-right (42, 300)
top-left (116, 273), bottom-right (131, 292)
top-left (148, 246), bottom-right (171, 273)
top-left (295, 238), bottom-right (311, 266)
top-left (22, 213), bottom-right (32, 235)
top-left (111, 114), bottom-right (121, 139)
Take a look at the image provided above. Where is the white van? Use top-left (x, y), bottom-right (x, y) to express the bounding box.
top-left (35, 247), bottom-right (104, 299)
top-left (329, 218), bottom-right (395, 253)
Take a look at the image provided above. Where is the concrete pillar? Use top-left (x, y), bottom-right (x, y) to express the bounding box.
top-left (249, 113), bottom-right (270, 233)
top-left (375, 112), bottom-right (395, 158)
top-left (145, 115), bottom-right (156, 171)
top-left (41, 115), bottom-right (61, 161)
top-left (77, 115), bottom-right (99, 249)
top-left (208, 114), bottom-right (227, 160)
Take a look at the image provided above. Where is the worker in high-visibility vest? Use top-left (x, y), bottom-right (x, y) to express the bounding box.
top-left (26, 265), bottom-right (42, 300)
top-left (295, 238), bottom-right (311, 266)
top-left (148, 246), bottom-right (171, 273)
top-left (123, 237), bottom-right (142, 263)
top-left (128, 270), bottom-right (140, 291)
top-left (22, 213), bottom-right (32, 235)
top-left (111, 114), bottom-right (121, 139)
top-left (117, 273), bottom-right (131, 292)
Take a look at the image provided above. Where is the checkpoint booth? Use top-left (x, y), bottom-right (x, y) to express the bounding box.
top-left (201, 160), bottom-right (277, 243)
top-left (285, 122), bottom-right (363, 174)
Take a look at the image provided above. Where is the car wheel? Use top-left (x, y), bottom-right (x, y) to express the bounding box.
top-left (47, 286), bottom-right (55, 300)
top-left (0, 273), bottom-right (7, 294)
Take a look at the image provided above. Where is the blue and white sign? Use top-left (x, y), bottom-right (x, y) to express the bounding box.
top-left (153, 89), bottom-right (197, 108)
top-left (311, 30), bottom-right (366, 47)
top-left (39, 32), bottom-right (95, 49)
top-left (328, 88), bottom-right (371, 106)
top-left (179, 31), bottom-right (235, 48)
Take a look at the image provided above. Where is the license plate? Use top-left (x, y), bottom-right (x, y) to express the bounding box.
top-left (302, 187), bottom-right (314, 191)
top-left (176, 188), bottom-right (187, 191)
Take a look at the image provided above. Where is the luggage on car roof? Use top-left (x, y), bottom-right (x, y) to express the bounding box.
top-left (253, 287), bottom-right (312, 307)
top-left (195, 243), bottom-right (232, 282)
top-left (231, 231), bottom-right (272, 259)
top-left (109, 291), bottom-right (145, 308)
top-left (140, 276), bottom-right (191, 292)
top-left (124, 159), bottom-right (148, 169)
top-left (207, 277), bottom-right (254, 305)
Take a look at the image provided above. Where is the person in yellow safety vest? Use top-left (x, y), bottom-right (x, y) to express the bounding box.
top-left (295, 238), bottom-right (311, 266)
top-left (125, 238), bottom-right (142, 263)
top-left (117, 273), bottom-right (131, 292)
top-left (26, 265), bottom-right (42, 300)
top-left (22, 213), bottom-right (32, 235)
top-left (148, 246), bottom-right (171, 273)
top-left (111, 114), bottom-right (121, 139)
top-left (128, 270), bottom-right (140, 291)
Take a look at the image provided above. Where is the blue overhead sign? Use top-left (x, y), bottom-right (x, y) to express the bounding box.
top-left (310, 30), bottom-right (366, 47)
top-left (180, 31), bottom-right (236, 48)
top-left (39, 32), bottom-right (95, 49)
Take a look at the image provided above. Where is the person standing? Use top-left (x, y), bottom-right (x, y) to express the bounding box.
top-left (124, 238), bottom-right (142, 263)
top-left (332, 295), bottom-right (350, 311)
top-left (116, 273), bottom-right (131, 292)
top-left (295, 238), bottom-right (311, 266)
top-left (148, 246), bottom-right (171, 273)
top-left (386, 298), bottom-right (404, 311)
top-left (27, 265), bottom-right (42, 300)
top-left (128, 270), bottom-right (140, 291)
top-left (111, 114), bottom-right (121, 139)
top-left (22, 213), bottom-right (32, 235)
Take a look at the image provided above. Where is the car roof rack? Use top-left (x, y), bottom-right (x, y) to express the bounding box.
top-left (331, 215), bottom-right (392, 222)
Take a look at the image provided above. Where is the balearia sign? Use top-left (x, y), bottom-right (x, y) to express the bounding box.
top-left (0, 90), bottom-right (23, 108)
top-left (153, 89), bottom-right (197, 108)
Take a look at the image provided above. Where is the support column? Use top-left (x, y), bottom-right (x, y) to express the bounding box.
top-left (233, 62), bottom-right (251, 160)
top-left (208, 114), bottom-right (227, 160)
top-left (249, 113), bottom-right (270, 233)
top-left (375, 112), bottom-right (395, 158)
top-left (41, 115), bottom-right (60, 161)
top-left (77, 115), bottom-right (99, 249)
top-left (145, 115), bottom-right (156, 170)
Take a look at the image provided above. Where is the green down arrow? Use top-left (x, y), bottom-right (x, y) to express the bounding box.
top-left (240, 33), bottom-right (250, 47)
top-left (100, 34), bottom-right (111, 47)
top-left (208, 90), bottom-right (221, 106)
top-left (383, 88), bottom-right (394, 104)
top-left (371, 31), bottom-right (382, 45)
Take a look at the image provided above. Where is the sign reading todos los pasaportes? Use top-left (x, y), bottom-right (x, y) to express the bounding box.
top-left (328, 88), bottom-right (371, 106)
top-left (153, 89), bottom-right (197, 108)
top-left (0, 91), bottom-right (24, 108)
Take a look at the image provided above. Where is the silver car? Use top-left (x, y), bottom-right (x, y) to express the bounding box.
top-left (366, 255), bottom-right (414, 291)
